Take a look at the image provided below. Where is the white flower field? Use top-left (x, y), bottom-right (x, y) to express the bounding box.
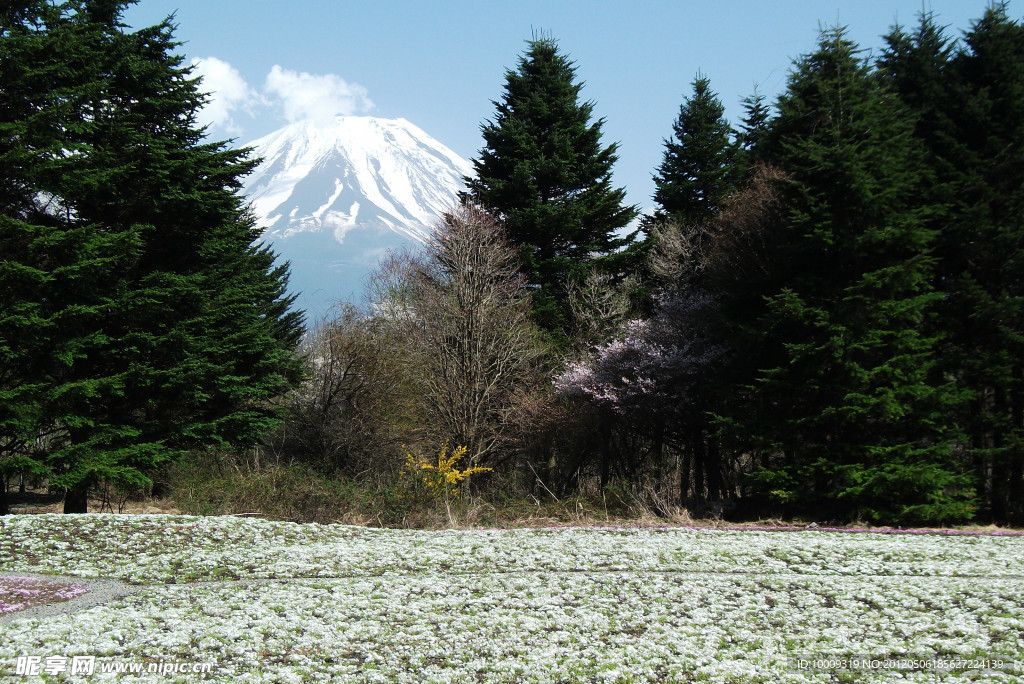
top-left (0, 514), bottom-right (1022, 682)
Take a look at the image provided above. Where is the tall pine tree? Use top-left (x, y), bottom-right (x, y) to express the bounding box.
top-left (464, 37), bottom-right (638, 343)
top-left (882, 7), bottom-right (1024, 524)
top-left (640, 75), bottom-right (742, 511)
top-left (652, 75), bottom-right (740, 226)
top-left (1, 0), bottom-right (146, 513)
top-left (726, 27), bottom-right (969, 524)
top-left (944, 5), bottom-right (1024, 525)
top-left (737, 87), bottom-right (772, 161)
top-left (0, 0), bottom-right (303, 513)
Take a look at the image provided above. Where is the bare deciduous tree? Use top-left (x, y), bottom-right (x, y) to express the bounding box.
top-left (408, 204), bottom-right (545, 466)
top-left (552, 165), bottom-right (788, 510)
top-left (273, 303), bottom-right (414, 477)
top-left (566, 271), bottom-right (637, 354)
top-left (647, 219), bottom-right (714, 288)
top-left (284, 205), bottom-right (548, 480)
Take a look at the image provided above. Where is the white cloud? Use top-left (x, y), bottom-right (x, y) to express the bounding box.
top-left (263, 65), bottom-right (374, 123)
top-left (191, 57), bottom-right (259, 135)
top-left (187, 58), bottom-right (374, 135)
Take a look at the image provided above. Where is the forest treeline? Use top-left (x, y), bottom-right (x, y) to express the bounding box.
top-left (2, 2), bottom-right (1023, 525)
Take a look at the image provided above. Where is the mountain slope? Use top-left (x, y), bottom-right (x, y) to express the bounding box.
top-left (241, 116), bottom-right (472, 317)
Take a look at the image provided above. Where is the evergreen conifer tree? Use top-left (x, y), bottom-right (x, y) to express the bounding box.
top-left (0, 1), bottom-right (303, 513)
top-left (638, 76), bottom-right (741, 508)
top-left (882, 7), bottom-right (1024, 524)
top-left (0, 2), bottom-right (51, 513)
top-left (652, 76), bottom-right (739, 226)
top-left (737, 87), bottom-right (772, 159)
top-left (464, 37), bottom-right (638, 342)
top-left (1, 0), bottom-right (146, 513)
top-left (729, 28), bottom-right (969, 524)
top-left (945, 6), bottom-right (1024, 525)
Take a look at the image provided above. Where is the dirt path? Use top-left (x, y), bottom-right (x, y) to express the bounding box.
top-left (0, 572), bottom-right (146, 626)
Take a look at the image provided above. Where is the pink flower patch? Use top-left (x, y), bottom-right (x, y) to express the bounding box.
top-left (0, 576), bottom-right (90, 614)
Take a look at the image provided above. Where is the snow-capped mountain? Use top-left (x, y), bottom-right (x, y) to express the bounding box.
top-left (241, 116), bottom-right (472, 318)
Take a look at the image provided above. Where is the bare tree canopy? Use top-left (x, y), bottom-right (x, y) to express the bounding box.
top-left (409, 204), bottom-right (545, 465)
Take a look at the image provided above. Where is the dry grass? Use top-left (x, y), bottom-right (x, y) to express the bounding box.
top-left (5, 484), bottom-right (181, 516)
top-left (6, 463), bottom-right (1022, 534)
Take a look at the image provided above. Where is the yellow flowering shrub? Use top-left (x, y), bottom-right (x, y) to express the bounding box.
top-left (404, 441), bottom-right (492, 501)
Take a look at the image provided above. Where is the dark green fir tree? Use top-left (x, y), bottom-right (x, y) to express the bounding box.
top-left (652, 75), bottom-right (740, 226)
top-left (737, 86), bottom-right (772, 160)
top-left (731, 27), bottom-right (970, 524)
top-left (0, 1), bottom-right (303, 513)
top-left (882, 7), bottom-right (1024, 524)
top-left (463, 36), bottom-right (638, 343)
top-left (1, 0), bottom-right (147, 513)
top-left (944, 5), bottom-right (1024, 525)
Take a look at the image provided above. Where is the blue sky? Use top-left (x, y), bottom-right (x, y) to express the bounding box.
top-left (124, 0), bottom-right (994, 215)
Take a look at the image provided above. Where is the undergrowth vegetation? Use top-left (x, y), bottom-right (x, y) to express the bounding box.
top-left (164, 453), bottom-right (693, 529)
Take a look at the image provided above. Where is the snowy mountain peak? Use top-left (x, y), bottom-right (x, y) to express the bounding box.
top-left (243, 115), bottom-right (471, 245)
top-left (239, 116), bottom-right (472, 317)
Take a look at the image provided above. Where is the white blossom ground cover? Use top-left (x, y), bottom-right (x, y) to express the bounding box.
top-left (0, 515), bottom-right (1021, 682)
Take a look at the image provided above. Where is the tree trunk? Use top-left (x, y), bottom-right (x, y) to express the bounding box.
top-left (599, 440), bottom-right (610, 490)
top-left (63, 483), bottom-right (89, 514)
top-left (651, 426), bottom-right (664, 497)
top-left (1010, 368), bottom-right (1024, 524)
top-left (991, 387), bottom-right (1009, 522)
top-left (0, 474), bottom-right (8, 516)
top-left (692, 434), bottom-right (707, 513)
top-left (968, 392), bottom-right (988, 518)
top-left (679, 450), bottom-right (691, 509)
top-left (705, 428), bottom-right (724, 501)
